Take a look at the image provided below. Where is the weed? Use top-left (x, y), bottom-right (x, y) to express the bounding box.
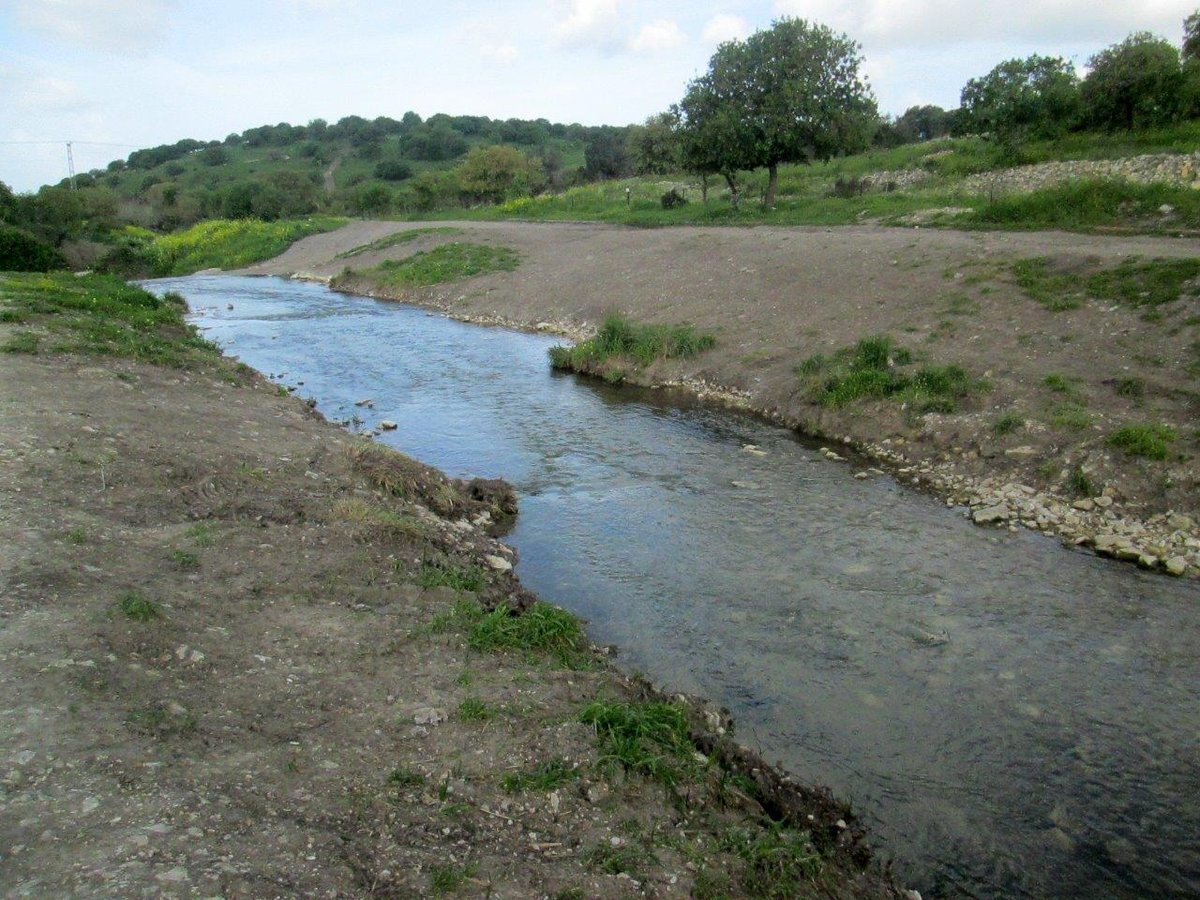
top-left (65, 527), bottom-right (88, 545)
top-left (457, 697), bottom-right (497, 722)
top-left (171, 549), bottom-right (199, 569)
top-left (579, 700), bottom-right (699, 787)
top-left (335, 227), bottom-right (462, 259)
top-left (2, 330), bottom-right (40, 354)
top-left (1114, 377), bottom-right (1145, 399)
top-left (550, 311), bottom-right (716, 372)
top-left (1108, 424), bottom-right (1177, 460)
top-left (1049, 403), bottom-right (1092, 430)
top-left (117, 592), bottom-right (161, 622)
top-left (1043, 373), bottom-right (1074, 393)
top-left (721, 824), bottom-right (823, 897)
top-left (185, 522), bottom-right (215, 547)
top-left (583, 842), bottom-right (656, 878)
top-left (430, 863), bottom-right (476, 895)
top-left (1066, 466), bottom-right (1094, 498)
top-left (993, 412), bottom-right (1024, 435)
top-left (468, 602), bottom-right (588, 668)
top-left (501, 759), bottom-right (579, 793)
top-left (387, 768), bottom-right (426, 787)
top-left (358, 242), bottom-right (518, 288)
top-left (418, 559), bottom-right (485, 592)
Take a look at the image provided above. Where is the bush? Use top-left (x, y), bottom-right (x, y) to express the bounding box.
top-left (1107, 424), bottom-right (1177, 460)
top-left (660, 188), bottom-right (688, 209)
top-left (0, 224), bottom-right (65, 272)
top-left (374, 159), bottom-right (413, 182)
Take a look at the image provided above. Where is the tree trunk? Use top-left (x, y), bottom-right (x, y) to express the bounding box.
top-left (764, 162), bottom-right (778, 209)
top-left (700, 174), bottom-right (709, 203)
top-left (724, 172), bottom-right (739, 210)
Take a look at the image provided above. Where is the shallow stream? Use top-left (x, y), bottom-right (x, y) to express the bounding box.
top-left (153, 275), bottom-right (1200, 899)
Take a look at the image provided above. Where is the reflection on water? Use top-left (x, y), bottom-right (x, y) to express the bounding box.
top-left (152, 275), bottom-right (1200, 899)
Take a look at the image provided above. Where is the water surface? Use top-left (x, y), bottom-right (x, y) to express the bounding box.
top-left (153, 275), bottom-right (1200, 899)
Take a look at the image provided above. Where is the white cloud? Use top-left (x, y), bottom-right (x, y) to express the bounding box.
top-left (10, 0), bottom-right (178, 54)
top-left (771, 0), bottom-right (1196, 49)
top-left (480, 43), bottom-right (520, 63)
top-left (553, 0), bottom-right (625, 48)
top-left (702, 13), bottom-right (749, 45)
top-left (9, 75), bottom-right (92, 113)
top-left (628, 19), bottom-right (685, 53)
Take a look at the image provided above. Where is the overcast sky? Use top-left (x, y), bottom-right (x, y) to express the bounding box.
top-left (1, 0), bottom-right (1196, 192)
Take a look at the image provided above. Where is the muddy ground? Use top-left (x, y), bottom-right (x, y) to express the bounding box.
top-left (0, 340), bottom-right (902, 898)
top-left (243, 220), bottom-right (1200, 574)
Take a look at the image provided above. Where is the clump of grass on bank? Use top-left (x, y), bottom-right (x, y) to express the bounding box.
top-left (501, 759), bottom-right (579, 793)
top-left (150, 217), bottom-right (346, 276)
top-left (965, 179), bottom-right (1200, 232)
top-left (579, 699), bottom-right (700, 787)
top-left (797, 335), bottom-right (984, 414)
top-left (720, 824), bottom-right (823, 896)
top-left (1014, 255), bottom-right (1200, 311)
top-left (549, 311), bottom-right (716, 377)
top-left (1107, 424), bottom-right (1178, 460)
top-left (429, 597), bottom-right (590, 668)
top-left (116, 592), bottom-right (161, 622)
top-left (0, 272), bottom-right (221, 368)
top-left (351, 242), bottom-right (518, 288)
top-left (417, 559), bottom-right (485, 592)
top-left (335, 227), bottom-right (463, 259)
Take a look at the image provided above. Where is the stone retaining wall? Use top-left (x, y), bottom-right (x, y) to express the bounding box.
top-left (961, 152), bottom-right (1200, 195)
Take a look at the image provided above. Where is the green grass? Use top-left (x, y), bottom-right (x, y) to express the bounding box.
top-left (1066, 466), bottom-right (1094, 498)
top-left (171, 549), bottom-right (199, 569)
top-left (721, 824), bottom-right (823, 897)
top-left (1114, 377), bottom-right (1145, 399)
top-left (467, 602), bottom-right (589, 667)
top-left (797, 335), bottom-right (983, 413)
top-left (334, 227), bottom-right (462, 259)
top-left (500, 759), bottom-right (579, 793)
top-left (1, 330), bottom-right (40, 354)
top-left (457, 697), bottom-right (497, 722)
top-left (549, 311), bottom-right (716, 375)
top-left (579, 700), bottom-right (699, 787)
top-left (967, 179), bottom-right (1200, 232)
top-left (387, 767), bottom-right (426, 788)
top-left (430, 863), bottom-right (476, 895)
top-left (583, 842), bottom-right (656, 878)
top-left (1107, 424), bottom-right (1178, 460)
top-left (417, 559), bottom-right (485, 592)
top-left (116, 592), bottom-right (161, 622)
top-left (1015, 256), bottom-right (1200, 312)
top-left (1049, 403), bottom-right (1093, 430)
top-left (993, 412), bottom-right (1024, 435)
top-left (149, 217), bottom-right (345, 276)
top-left (0, 272), bottom-right (221, 368)
top-left (1043, 373), bottom-right (1075, 393)
top-left (353, 242), bottom-right (518, 288)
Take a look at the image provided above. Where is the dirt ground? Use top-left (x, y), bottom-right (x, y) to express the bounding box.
top-left (244, 220), bottom-right (1200, 574)
top-left (0, 346), bottom-right (901, 898)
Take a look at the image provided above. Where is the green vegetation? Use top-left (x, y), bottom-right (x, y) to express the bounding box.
top-left (430, 863), bottom-right (476, 895)
top-left (972, 179), bottom-right (1200, 231)
top-left (500, 759), bottom-right (578, 793)
top-left (993, 412), bottom-right (1025, 435)
top-left (417, 559), bottom-right (485, 592)
top-left (720, 824), bottom-right (823, 896)
top-left (1016, 255), bottom-right (1200, 311)
top-left (149, 217), bottom-right (345, 275)
top-left (468, 602), bottom-right (588, 667)
top-left (0, 273), bottom-right (221, 368)
top-left (1043, 373), bottom-right (1075, 393)
top-left (334, 226), bottom-right (462, 258)
top-left (0, 224), bottom-right (65, 272)
top-left (117, 592), bottom-right (161, 622)
top-left (797, 335), bottom-right (984, 413)
top-left (579, 700), bottom-right (700, 787)
top-left (1108, 424), bottom-right (1178, 459)
top-left (584, 842), bottom-right (656, 878)
top-left (350, 242), bottom-right (518, 288)
top-left (2, 330), bottom-right (39, 354)
top-left (387, 768), bottom-right (426, 788)
top-left (171, 549), bottom-right (200, 569)
top-left (549, 312), bottom-right (716, 375)
top-left (1049, 403), bottom-right (1093, 430)
top-left (1066, 466), bottom-right (1095, 497)
top-left (457, 697), bottom-right (497, 722)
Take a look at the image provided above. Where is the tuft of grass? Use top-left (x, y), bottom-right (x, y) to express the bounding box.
top-left (430, 863), bottom-right (476, 895)
top-left (1049, 403), bottom-right (1092, 430)
top-left (457, 697), bottom-right (497, 722)
top-left (2, 330), bottom-right (40, 354)
top-left (583, 842), bottom-right (656, 878)
top-left (387, 768), bottom-right (426, 788)
top-left (1066, 466), bottom-right (1094, 498)
top-left (797, 335), bottom-right (982, 413)
top-left (185, 522), bottom-right (215, 547)
top-left (501, 759), bottom-right (579, 793)
top-left (1114, 377), bottom-right (1145, 399)
top-left (65, 527), bottom-right (88, 545)
top-left (993, 412), bottom-right (1024, 435)
top-left (1012, 258), bottom-right (1085, 311)
top-left (171, 549), bottom-right (199, 569)
top-left (1014, 255), bottom-right (1200, 312)
top-left (356, 242), bottom-right (518, 288)
top-left (417, 559), bottom-right (485, 592)
top-left (721, 824), bottom-right (823, 897)
top-left (346, 442), bottom-right (463, 517)
top-left (335, 227), bottom-right (462, 259)
top-left (579, 700), bottom-right (699, 787)
top-left (1042, 373), bottom-right (1074, 393)
top-left (549, 311), bottom-right (716, 372)
top-left (117, 592), bottom-right (161, 622)
top-left (333, 497), bottom-right (430, 542)
top-left (1107, 424), bottom-right (1177, 460)
top-left (468, 602), bottom-right (589, 668)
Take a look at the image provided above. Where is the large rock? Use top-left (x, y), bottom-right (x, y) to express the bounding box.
top-left (972, 505), bottom-right (1009, 525)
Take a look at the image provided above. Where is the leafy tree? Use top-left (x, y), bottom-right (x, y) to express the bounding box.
top-left (630, 111), bottom-right (681, 175)
top-left (583, 131), bottom-right (631, 180)
top-left (1184, 11), bottom-right (1200, 63)
top-left (200, 145), bottom-right (228, 166)
top-left (895, 105), bottom-right (952, 142)
top-left (374, 159), bottom-right (413, 181)
top-left (354, 183), bottom-right (392, 216)
top-left (0, 181), bottom-right (16, 222)
top-left (959, 55), bottom-right (1079, 141)
top-left (0, 224), bottom-right (65, 271)
top-left (1081, 33), bottom-right (1184, 129)
top-left (455, 145), bottom-right (543, 203)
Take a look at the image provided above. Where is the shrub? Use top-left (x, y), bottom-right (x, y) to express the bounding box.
top-left (0, 225), bottom-right (65, 272)
top-left (1107, 424), bottom-right (1177, 460)
top-left (549, 312), bottom-right (716, 371)
top-left (374, 159), bottom-right (413, 182)
top-left (660, 188), bottom-right (688, 209)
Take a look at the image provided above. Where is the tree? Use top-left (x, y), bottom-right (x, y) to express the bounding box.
top-left (629, 111), bottom-right (681, 175)
top-left (455, 145), bottom-right (543, 204)
top-left (354, 183), bottom-right (392, 217)
top-left (1184, 10), bottom-right (1200, 63)
top-left (583, 131), bottom-right (631, 180)
top-left (959, 56), bottom-right (1079, 141)
top-left (374, 159), bottom-right (413, 182)
top-left (1081, 33), bottom-right (1184, 130)
top-left (895, 105), bottom-right (952, 142)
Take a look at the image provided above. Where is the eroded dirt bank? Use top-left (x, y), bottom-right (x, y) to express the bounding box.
top-left (242, 220), bottom-right (1200, 576)
top-left (0, 344), bottom-right (901, 897)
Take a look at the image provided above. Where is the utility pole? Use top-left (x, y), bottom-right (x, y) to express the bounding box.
top-left (65, 141), bottom-right (76, 190)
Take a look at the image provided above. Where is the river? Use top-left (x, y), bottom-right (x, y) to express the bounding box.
top-left (150, 274), bottom-right (1200, 899)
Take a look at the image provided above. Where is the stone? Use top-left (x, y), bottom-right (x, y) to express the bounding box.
top-left (354, 399), bottom-right (373, 408)
top-left (413, 707), bottom-right (448, 725)
top-left (1165, 557), bottom-right (1188, 577)
top-left (379, 420), bottom-right (398, 431)
top-left (1072, 499), bottom-right (1094, 512)
top-left (1004, 446), bottom-right (1037, 458)
top-left (972, 505), bottom-right (1009, 525)
top-left (484, 554), bottom-right (512, 572)
top-left (1094, 496), bottom-right (1113, 509)
top-left (1167, 513), bottom-right (1195, 531)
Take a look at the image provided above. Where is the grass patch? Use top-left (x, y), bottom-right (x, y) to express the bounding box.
top-left (1043, 373), bottom-right (1074, 393)
top-left (1014, 256), bottom-right (1200, 312)
top-left (355, 242), bottom-right (518, 288)
top-left (1049, 403), bottom-right (1092, 430)
top-left (335, 227), bottom-right (462, 259)
top-left (797, 335), bottom-right (983, 413)
top-left (1066, 466), bottom-right (1094, 498)
top-left (584, 842), bottom-right (656, 878)
top-left (430, 863), bottom-right (476, 895)
top-left (967, 179), bottom-right (1200, 232)
top-left (1114, 377), bottom-right (1145, 399)
top-left (457, 697), bottom-right (497, 722)
top-left (0, 272), bottom-right (221, 368)
top-left (417, 559), bottom-right (485, 592)
top-left (387, 768), bottom-right (426, 788)
top-left (501, 759), bottom-right (579, 793)
top-left (993, 412), bottom-right (1024, 435)
top-left (468, 602), bottom-right (589, 667)
top-left (721, 824), bottom-right (823, 897)
top-left (333, 497), bottom-right (430, 542)
top-left (116, 592), bottom-right (161, 622)
top-left (2, 329), bottom-right (40, 354)
top-left (549, 311), bottom-right (716, 374)
top-left (65, 527), bottom-right (88, 545)
top-left (171, 549), bottom-right (199, 569)
top-left (579, 700), bottom-right (699, 788)
top-left (150, 217), bottom-right (346, 276)
top-left (346, 441), bottom-right (463, 517)
top-left (1107, 424), bottom-right (1177, 460)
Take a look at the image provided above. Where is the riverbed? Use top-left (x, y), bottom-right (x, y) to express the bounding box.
top-left (152, 274), bottom-right (1200, 899)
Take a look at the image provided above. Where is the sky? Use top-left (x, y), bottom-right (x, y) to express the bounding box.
top-left (1, 0), bottom-right (1196, 192)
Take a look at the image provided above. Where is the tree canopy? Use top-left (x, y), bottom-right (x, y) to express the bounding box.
top-left (959, 55), bottom-right (1079, 140)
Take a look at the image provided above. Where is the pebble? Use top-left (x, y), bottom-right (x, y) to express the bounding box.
top-left (379, 420), bottom-right (398, 431)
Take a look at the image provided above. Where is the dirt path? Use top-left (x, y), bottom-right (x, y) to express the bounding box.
top-left (242, 220), bottom-right (1200, 576)
top-left (0, 338), bottom-right (899, 897)
top-left (322, 154), bottom-right (343, 196)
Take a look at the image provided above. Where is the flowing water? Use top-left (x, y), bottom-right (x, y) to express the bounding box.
top-left (152, 275), bottom-right (1200, 899)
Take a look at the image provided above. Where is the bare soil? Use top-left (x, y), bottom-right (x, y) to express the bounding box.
top-left (0, 348), bottom-right (900, 898)
top-left (244, 220), bottom-right (1200, 574)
